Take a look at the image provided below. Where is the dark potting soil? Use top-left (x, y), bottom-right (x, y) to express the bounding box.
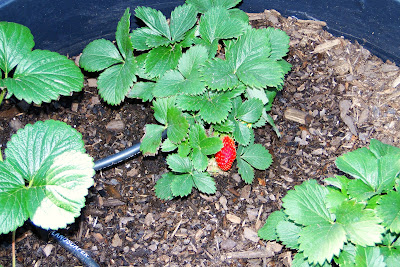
top-left (1, 10), bottom-right (399, 267)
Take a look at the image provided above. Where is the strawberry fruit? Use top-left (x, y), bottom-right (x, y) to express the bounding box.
top-left (215, 136), bottom-right (236, 171)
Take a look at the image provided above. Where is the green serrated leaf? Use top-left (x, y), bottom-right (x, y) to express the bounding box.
top-left (277, 59), bottom-right (292, 75)
top-left (167, 154), bottom-right (193, 173)
top-left (131, 28), bottom-right (160, 50)
top-left (171, 173), bottom-right (193, 197)
top-left (189, 124), bottom-right (207, 148)
top-left (199, 92), bottom-right (232, 123)
top-left (170, 4), bottom-right (198, 42)
top-left (145, 45), bottom-right (182, 77)
top-left (153, 97), bottom-right (176, 125)
top-left (200, 137), bottom-right (223, 155)
top-left (167, 106), bottom-right (189, 144)
top-left (299, 222), bottom-right (347, 265)
top-left (97, 55), bottom-right (137, 105)
top-left (178, 45), bottom-right (208, 78)
top-left (380, 246), bottom-right (400, 267)
top-left (127, 81), bottom-right (155, 102)
top-left (265, 113), bottom-right (281, 137)
top-left (240, 144), bottom-right (272, 170)
top-left (79, 39), bottom-right (124, 71)
top-left (202, 57), bottom-right (239, 90)
top-left (283, 180), bottom-right (332, 226)
top-left (246, 87), bottom-right (269, 105)
top-left (237, 158), bottom-right (254, 184)
top-left (199, 7), bottom-right (245, 45)
top-left (377, 153), bottom-right (400, 193)
top-left (236, 98), bottom-right (264, 123)
top-left (237, 59), bottom-right (284, 88)
top-left (178, 141), bottom-right (191, 157)
top-left (192, 172), bottom-right (216, 194)
top-left (324, 175), bottom-right (350, 194)
top-left (335, 200), bottom-right (384, 246)
top-left (154, 172), bottom-right (175, 200)
top-left (186, 0), bottom-right (241, 13)
top-left (140, 124), bottom-right (165, 155)
top-left (369, 139), bottom-right (400, 158)
top-left (276, 220), bottom-right (301, 249)
top-left (191, 148), bottom-right (208, 171)
top-left (347, 179), bottom-right (376, 201)
top-left (325, 187), bottom-right (348, 214)
top-left (116, 8), bottom-right (133, 59)
top-left (0, 22), bottom-right (34, 74)
top-left (228, 8), bottom-right (250, 24)
top-left (233, 121), bottom-right (252, 145)
top-left (0, 120), bottom-right (94, 233)
top-left (176, 94), bottom-right (205, 112)
top-left (258, 210), bottom-right (287, 241)
top-left (355, 246), bottom-right (385, 267)
top-left (335, 147), bottom-right (378, 190)
top-left (161, 138), bottom-right (178, 152)
top-left (134, 6), bottom-right (171, 39)
top-left (334, 243), bottom-right (356, 267)
top-left (4, 50), bottom-right (83, 104)
top-left (265, 27), bottom-right (290, 60)
top-left (214, 118), bottom-right (235, 133)
top-left (152, 70), bottom-right (185, 97)
top-left (377, 191), bottom-right (400, 233)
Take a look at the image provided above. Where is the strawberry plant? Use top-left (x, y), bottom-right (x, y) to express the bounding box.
top-left (79, 0), bottom-right (290, 199)
top-left (258, 139), bottom-right (400, 266)
top-left (0, 22), bottom-right (84, 107)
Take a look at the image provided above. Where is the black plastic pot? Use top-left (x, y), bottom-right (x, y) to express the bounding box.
top-left (1, 0), bottom-right (399, 65)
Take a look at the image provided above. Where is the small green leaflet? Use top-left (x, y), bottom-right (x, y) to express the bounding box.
top-left (140, 124), bottom-right (165, 155)
top-left (276, 220), bottom-right (301, 249)
top-left (299, 222), bottom-right (347, 265)
top-left (80, 8), bottom-right (137, 105)
top-left (265, 27), bottom-right (290, 60)
top-left (282, 180), bottom-right (332, 226)
top-left (186, 0), bottom-right (242, 13)
top-left (0, 120), bottom-right (94, 234)
top-left (167, 154), bottom-right (193, 173)
top-left (377, 191), bottom-right (400, 233)
top-left (154, 172), bottom-right (175, 200)
top-left (192, 171), bottom-right (216, 194)
top-left (0, 22), bottom-right (34, 73)
top-left (335, 200), bottom-right (384, 246)
top-left (152, 45), bottom-right (208, 97)
top-left (355, 246), bottom-right (386, 267)
top-left (145, 44), bottom-right (183, 78)
top-left (258, 210), bottom-right (287, 241)
top-left (237, 144), bottom-right (272, 183)
top-left (133, 4), bottom-right (197, 48)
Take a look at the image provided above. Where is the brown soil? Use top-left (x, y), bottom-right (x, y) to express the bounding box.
top-left (1, 10), bottom-right (400, 267)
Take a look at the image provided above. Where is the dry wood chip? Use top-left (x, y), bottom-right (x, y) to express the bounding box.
top-left (145, 213), bottom-right (154, 227)
top-left (392, 74), bottom-right (400, 88)
top-left (102, 198), bottom-right (125, 207)
top-left (243, 227), bottom-right (260, 242)
top-left (87, 78), bottom-right (98, 87)
top-left (106, 120), bottom-right (125, 132)
top-left (93, 232), bottom-right (105, 243)
top-left (284, 108), bottom-right (312, 125)
top-left (42, 244), bottom-right (54, 257)
top-left (219, 195), bottom-right (228, 210)
top-left (111, 233), bottom-right (123, 247)
top-left (313, 39), bottom-right (341, 53)
top-left (226, 213), bottom-right (241, 224)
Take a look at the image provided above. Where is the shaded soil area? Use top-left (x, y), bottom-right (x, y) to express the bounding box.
top-left (1, 10), bottom-right (400, 267)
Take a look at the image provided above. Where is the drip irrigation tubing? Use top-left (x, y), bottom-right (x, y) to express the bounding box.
top-left (47, 130), bottom-right (167, 266)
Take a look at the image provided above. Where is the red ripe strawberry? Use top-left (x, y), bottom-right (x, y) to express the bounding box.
top-left (215, 136), bottom-right (236, 171)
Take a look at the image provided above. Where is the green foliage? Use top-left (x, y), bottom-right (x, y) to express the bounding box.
top-left (80, 0), bottom-right (291, 199)
top-left (0, 22), bottom-right (83, 106)
top-left (258, 139), bottom-right (400, 266)
top-left (0, 120), bottom-right (95, 234)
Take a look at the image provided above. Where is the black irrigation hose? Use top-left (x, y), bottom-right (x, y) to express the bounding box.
top-left (49, 130), bottom-right (167, 266)
top-left (49, 231), bottom-right (100, 267)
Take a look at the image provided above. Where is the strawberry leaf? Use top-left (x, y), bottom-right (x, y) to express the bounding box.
top-left (298, 222), bottom-right (347, 265)
top-left (153, 97), bottom-right (175, 125)
top-left (258, 210), bottom-right (287, 241)
top-left (198, 92), bottom-right (232, 123)
top-left (140, 124), bottom-right (165, 155)
top-left (154, 172), bottom-right (174, 200)
top-left (233, 120), bottom-right (252, 145)
top-left (236, 98), bottom-right (264, 123)
top-left (265, 27), bottom-right (290, 60)
top-left (171, 173), bottom-right (193, 197)
top-left (192, 171), bottom-right (216, 194)
top-left (282, 180), bottom-right (332, 226)
top-left (276, 220), bottom-right (301, 249)
top-left (167, 106), bottom-right (189, 144)
top-left (202, 58), bottom-right (239, 90)
top-left (191, 148), bottom-right (208, 171)
top-left (97, 54), bottom-right (137, 105)
top-left (335, 200), bottom-right (384, 246)
top-left (376, 191), bottom-right (400, 233)
top-left (127, 81), bottom-right (155, 102)
top-left (169, 4), bottom-right (197, 42)
top-left (355, 246), bottom-right (386, 267)
top-left (239, 144), bottom-right (272, 170)
top-left (186, 0), bottom-right (242, 13)
top-left (167, 154), bottom-right (193, 173)
top-left (79, 39), bottom-right (124, 71)
top-left (0, 22), bottom-right (34, 73)
top-left (3, 50), bottom-right (84, 105)
top-left (116, 8), bottom-right (133, 59)
top-left (134, 6), bottom-right (171, 39)
top-left (237, 157), bottom-right (254, 183)
top-left (145, 44), bottom-right (182, 77)
top-left (176, 94), bottom-right (204, 111)
top-left (0, 120), bottom-right (94, 234)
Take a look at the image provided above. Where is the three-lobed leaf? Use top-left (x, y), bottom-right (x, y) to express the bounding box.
top-left (0, 120), bottom-right (94, 234)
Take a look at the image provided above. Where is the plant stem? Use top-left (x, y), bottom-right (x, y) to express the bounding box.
top-left (0, 89), bottom-right (6, 107)
top-left (12, 230), bottom-right (16, 267)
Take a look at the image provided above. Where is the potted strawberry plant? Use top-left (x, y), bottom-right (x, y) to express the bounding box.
top-left (79, 0), bottom-right (291, 199)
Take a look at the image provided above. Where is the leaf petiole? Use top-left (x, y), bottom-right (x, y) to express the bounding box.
top-left (0, 88), bottom-right (7, 107)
